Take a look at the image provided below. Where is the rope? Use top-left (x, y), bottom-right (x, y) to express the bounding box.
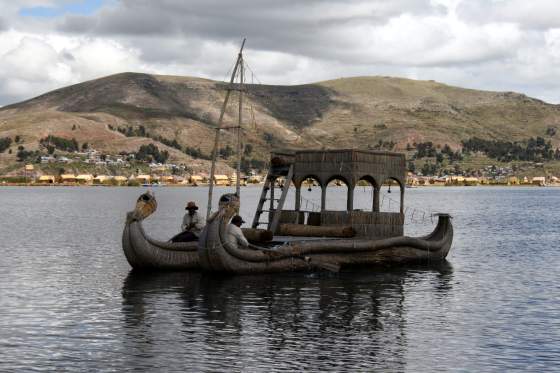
top-left (366, 188), bottom-right (436, 226)
top-left (300, 195), bottom-right (321, 212)
top-left (296, 187), bottom-right (436, 225)
top-left (243, 61), bottom-right (262, 85)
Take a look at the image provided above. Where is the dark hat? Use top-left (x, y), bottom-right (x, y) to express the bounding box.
top-left (231, 215), bottom-right (245, 225)
top-left (185, 201), bottom-right (198, 210)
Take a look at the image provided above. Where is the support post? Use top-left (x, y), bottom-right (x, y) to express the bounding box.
top-left (207, 38), bottom-right (245, 219)
top-left (347, 184), bottom-right (354, 211)
top-left (321, 185), bottom-right (326, 211)
top-left (373, 186), bottom-right (380, 212)
top-left (295, 186), bottom-right (301, 211)
top-left (400, 185), bottom-right (405, 214)
top-left (235, 55), bottom-right (244, 198)
top-left (269, 178), bottom-right (275, 226)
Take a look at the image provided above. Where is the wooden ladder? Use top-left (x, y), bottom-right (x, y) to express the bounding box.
top-left (252, 164), bottom-right (294, 233)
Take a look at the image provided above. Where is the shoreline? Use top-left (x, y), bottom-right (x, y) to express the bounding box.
top-left (0, 183), bottom-right (556, 188)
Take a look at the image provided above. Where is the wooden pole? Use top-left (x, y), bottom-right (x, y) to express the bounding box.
top-left (235, 54), bottom-right (244, 198)
top-left (295, 186), bottom-right (301, 211)
top-left (206, 38), bottom-right (246, 219)
top-left (373, 185), bottom-right (380, 212)
top-left (347, 183), bottom-right (354, 211)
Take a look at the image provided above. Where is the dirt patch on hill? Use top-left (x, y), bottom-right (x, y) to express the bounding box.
top-left (244, 83), bottom-right (334, 129)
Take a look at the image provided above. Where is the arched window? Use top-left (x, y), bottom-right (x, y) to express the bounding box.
top-left (298, 176), bottom-right (322, 212)
top-left (325, 176), bottom-right (349, 211)
top-left (353, 176), bottom-right (378, 211)
top-left (275, 177), bottom-right (296, 211)
top-left (379, 178), bottom-right (404, 213)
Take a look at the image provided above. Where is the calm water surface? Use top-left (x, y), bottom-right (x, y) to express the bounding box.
top-left (0, 186), bottom-right (559, 372)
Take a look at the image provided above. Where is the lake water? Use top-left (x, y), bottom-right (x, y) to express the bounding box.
top-left (0, 186), bottom-right (559, 372)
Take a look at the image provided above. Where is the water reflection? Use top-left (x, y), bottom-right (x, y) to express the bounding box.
top-left (121, 263), bottom-right (453, 370)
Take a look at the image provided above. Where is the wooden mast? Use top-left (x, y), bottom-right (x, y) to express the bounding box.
top-left (206, 38), bottom-right (246, 219)
top-left (235, 53), bottom-right (244, 198)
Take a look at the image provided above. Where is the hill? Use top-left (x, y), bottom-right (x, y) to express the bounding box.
top-left (1, 72), bottom-right (560, 175)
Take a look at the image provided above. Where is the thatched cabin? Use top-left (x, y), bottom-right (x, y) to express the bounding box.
top-left (254, 149), bottom-right (407, 239)
top-left (93, 175), bottom-right (110, 185)
top-left (60, 174), bottom-right (76, 184)
top-left (113, 176), bottom-right (128, 185)
top-left (161, 175), bottom-right (175, 184)
top-left (532, 176), bottom-right (546, 186)
top-left (37, 175), bottom-right (56, 184)
top-left (213, 175), bottom-right (230, 186)
top-left (136, 175), bottom-right (151, 184)
top-left (189, 175), bottom-right (205, 185)
top-left (229, 174), bottom-right (247, 186)
top-left (76, 174), bottom-right (93, 185)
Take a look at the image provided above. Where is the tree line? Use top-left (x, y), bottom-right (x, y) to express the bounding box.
top-left (110, 124), bottom-right (266, 171)
top-left (461, 136), bottom-right (559, 162)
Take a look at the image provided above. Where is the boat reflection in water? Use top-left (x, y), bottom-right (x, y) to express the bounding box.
top-left (121, 262), bottom-right (453, 371)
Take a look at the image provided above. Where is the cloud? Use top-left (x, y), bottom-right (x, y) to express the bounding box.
top-left (457, 0), bottom-right (560, 30)
top-left (1, 0), bottom-right (560, 105)
top-left (0, 30), bottom-right (147, 105)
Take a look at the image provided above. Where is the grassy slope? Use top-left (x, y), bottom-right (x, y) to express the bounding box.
top-left (1, 73), bottom-right (560, 175)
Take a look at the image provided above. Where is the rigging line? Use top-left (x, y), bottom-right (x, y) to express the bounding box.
top-left (243, 61), bottom-right (262, 85)
top-left (222, 58), bottom-right (238, 83)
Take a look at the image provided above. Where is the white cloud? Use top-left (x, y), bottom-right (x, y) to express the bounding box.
top-left (1, 0), bottom-right (560, 104)
top-left (0, 31), bottom-right (147, 105)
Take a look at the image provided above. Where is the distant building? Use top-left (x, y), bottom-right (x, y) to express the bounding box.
top-left (113, 176), bottom-right (128, 185)
top-left (37, 175), bottom-right (56, 184)
top-left (60, 174), bottom-right (77, 184)
top-left (161, 175), bottom-right (175, 184)
top-left (532, 176), bottom-right (546, 186)
top-left (93, 175), bottom-right (110, 185)
top-left (40, 156), bottom-right (55, 164)
top-left (189, 175), bottom-right (208, 186)
top-left (136, 175), bottom-right (151, 184)
top-left (76, 174), bottom-right (93, 184)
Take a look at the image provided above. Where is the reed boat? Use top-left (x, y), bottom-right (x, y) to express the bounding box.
top-left (198, 150), bottom-right (454, 274)
top-left (122, 192), bottom-right (199, 270)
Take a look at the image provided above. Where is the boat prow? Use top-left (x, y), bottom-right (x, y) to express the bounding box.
top-left (122, 192), bottom-right (199, 270)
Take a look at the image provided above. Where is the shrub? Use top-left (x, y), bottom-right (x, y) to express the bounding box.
top-left (0, 137), bottom-right (12, 153)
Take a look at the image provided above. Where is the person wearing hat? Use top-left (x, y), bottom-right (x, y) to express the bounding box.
top-left (180, 201), bottom-right (204, 236)
top-left (225, 215), bottom-right (249, 249)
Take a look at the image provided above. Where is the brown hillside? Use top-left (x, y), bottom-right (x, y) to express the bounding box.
top-left (1, 72), bottom-right (560, 172)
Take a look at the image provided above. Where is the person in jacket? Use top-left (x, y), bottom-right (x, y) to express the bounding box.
top-left (225, 215), bottom-right (249, 249)
top-left (171, 201), bottom-right (204, 242)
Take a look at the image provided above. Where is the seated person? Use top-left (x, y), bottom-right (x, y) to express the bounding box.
top-left (171, 201), bottom-right (203, 242)
top-left (225, 215), bottom-right (249, 249)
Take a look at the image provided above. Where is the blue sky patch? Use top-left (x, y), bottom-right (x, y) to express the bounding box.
top-left (19, 0), bottom-right (109, 18)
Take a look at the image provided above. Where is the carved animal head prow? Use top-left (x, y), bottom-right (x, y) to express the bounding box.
top-left (218, 193), bottom-right (240, 221)
top-left (132, 191), bottom-right (158, 221)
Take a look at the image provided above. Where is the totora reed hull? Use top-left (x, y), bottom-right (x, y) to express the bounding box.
top-left (122, 192), bottom-right (199, 270)
top-left (198, 194), bottom-right (453, 274)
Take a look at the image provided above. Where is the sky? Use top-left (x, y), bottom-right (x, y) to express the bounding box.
top-left (1, 0), bottom-right (560, 106)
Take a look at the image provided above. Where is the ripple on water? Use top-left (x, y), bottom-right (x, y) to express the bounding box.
top-left (1, 186), bottom-right (560, 371)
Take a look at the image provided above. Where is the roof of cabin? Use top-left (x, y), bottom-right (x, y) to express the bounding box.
top-left (272, 149), bottom-right (406, 187)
